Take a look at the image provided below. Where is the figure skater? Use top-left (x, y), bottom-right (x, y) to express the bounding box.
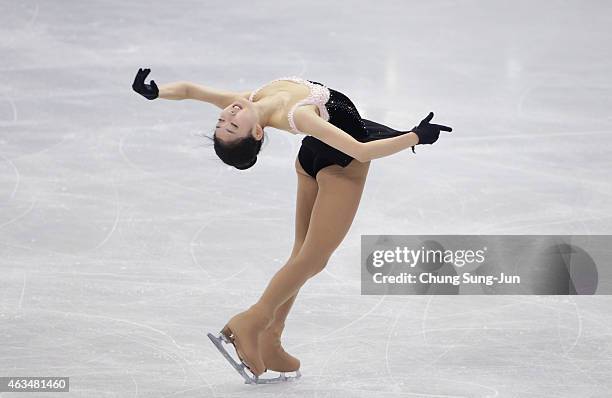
top-left (132, 68), bottom-right (452, 383)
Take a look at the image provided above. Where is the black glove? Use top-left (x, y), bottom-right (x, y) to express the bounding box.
top-left (410, 112), bottom-right (452, 153)
top-left (132, 68), bottom-right (159, 100)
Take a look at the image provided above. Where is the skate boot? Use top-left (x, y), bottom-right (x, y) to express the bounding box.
top-left (208, 304), bottom-right (272, 383)
top-left (259, 326), bottom-right (302, 382)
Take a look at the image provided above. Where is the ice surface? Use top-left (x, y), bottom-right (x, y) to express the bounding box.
top-left (1, 0), bottom-right (611, 396)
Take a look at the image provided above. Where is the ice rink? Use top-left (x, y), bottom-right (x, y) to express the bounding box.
top-left (1, 0), bottom-right (612, 396)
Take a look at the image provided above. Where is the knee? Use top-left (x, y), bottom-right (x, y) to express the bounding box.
top-left (294, 252), bottom-right (331, 277)
top-left (310, 256), bottom-right (330, 276)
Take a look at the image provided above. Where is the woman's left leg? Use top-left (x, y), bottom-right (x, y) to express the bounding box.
top-left (257, 158), bottom-right (371, 319)
top-left (223, 159), bottom-right (371, 375)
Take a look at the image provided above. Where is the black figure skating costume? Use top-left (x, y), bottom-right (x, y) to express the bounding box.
top-left (249, 77), bottom-right (411, 179)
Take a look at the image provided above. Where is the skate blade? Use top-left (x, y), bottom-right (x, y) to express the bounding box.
top-left (207, 331), bottom-right (259, 384)
top-left (251, 370), bottom-right (302, 384)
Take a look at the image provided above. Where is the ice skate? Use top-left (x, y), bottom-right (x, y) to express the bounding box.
top-left (207, 329), bottom-right (302, 384)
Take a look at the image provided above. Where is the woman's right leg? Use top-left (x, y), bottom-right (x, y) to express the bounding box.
top-left (259, 157), bottom-right (318, 372)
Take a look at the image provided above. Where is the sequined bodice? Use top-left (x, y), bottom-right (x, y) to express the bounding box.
top-left (248, 76), bottom-right (330, 134)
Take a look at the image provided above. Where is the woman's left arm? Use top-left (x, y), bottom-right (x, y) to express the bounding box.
top-left (293, 108), bottom-right (366, 162)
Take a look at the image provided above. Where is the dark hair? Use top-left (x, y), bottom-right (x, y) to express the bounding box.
top-left (213, 129), bottom-right (264, 170)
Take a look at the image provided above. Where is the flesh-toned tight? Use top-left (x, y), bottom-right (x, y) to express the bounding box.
top-left (259, 156), bottom-right (370, 320)
top-left (224, 155), bottom-right (371, 376)
top-left (266, 120), bottom-right (403, 339)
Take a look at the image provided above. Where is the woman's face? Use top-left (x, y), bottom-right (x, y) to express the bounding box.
top-left (215, 98), bottom-right (258, 143)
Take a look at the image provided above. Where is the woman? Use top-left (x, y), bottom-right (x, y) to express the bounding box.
top-left (132, 68), bottom-right (452, 383)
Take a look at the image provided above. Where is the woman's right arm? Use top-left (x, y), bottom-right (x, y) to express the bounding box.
top-left (159, 82), bottom-right (250, 109)
top-left (361, 133), bottom-right (420, 162)
top-left (158, 81), bottom-right (189, 100)
top-left (132, 69), bottom-right (248, 108)
top-left (183, 82), bottom-right (250, 109)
